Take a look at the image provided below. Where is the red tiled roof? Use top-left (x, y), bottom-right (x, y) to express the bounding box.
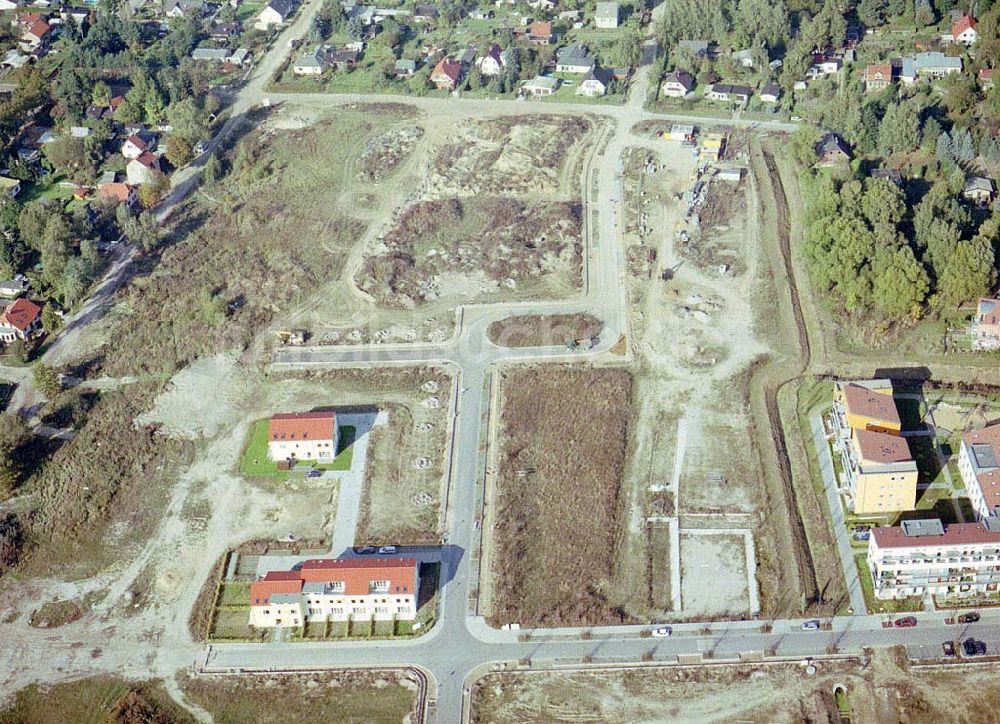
top-left (842, 383), bottom-right (901, 427)
top-left (431, 57), bottom-right (461, 83)
top-left (125, 134), bottom-right (148, 151)
top-left (133, 151), bottom-right (159, 169)
top-left (865, 63), bottom-right (891, 82)
top-left (980, 68), bottom-right (995, 81)
top-left (0, 298), bottom-right (41, 332)
top-left (872, 521), bottom-right (1000, 549)
top-left (299, 557), bottom-right (417, 596)
top-left (855, 428), bottom-right (912, 464)
top-left (530, 20), bottom-right (552, 37)
top-left (268, 411), bottom-right (336, 443)
top-left (952, 15), bottom-right (977, 37)
top-left (250, 574), bottom-right (304, 605)
top-left (16, 12), bottom-right (41, 26)
top-left (26, 20), bottom-right (49, 39)
top-left (98, 182), bottom-right (135, 204)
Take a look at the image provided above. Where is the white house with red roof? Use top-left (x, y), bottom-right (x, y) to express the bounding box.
top-left (951, 15), bottom-right (978, 46)
top-left (478, 43), bottom-right (505, 77)
top-left (20, 19), bottom-right (50, 51)
top-left (867, 517), bottom-right (1000, 599)
top-left (430, 56), bottom-right (462, 89)
top-left (0, 298), bottom-right (42, 344)
top-left (126, 152), bottom-right (161, 185)
top-left (121, 134), bottom-right (151, 160)
top-left (248, 556), bottom-right (419, 627)
top-left (959, 422), bottom-right (1000, 520)
top-left (267, 410), bottom-right (338, 462)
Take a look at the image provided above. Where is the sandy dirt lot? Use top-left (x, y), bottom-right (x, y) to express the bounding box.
top-left (679, 534), bottom-right (750, 616)
top-left (472, 650), bottom-right (1000, 724)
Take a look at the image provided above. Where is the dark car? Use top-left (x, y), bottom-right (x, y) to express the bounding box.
top-left (958, 611), bottom-right (981, 624)
top-left (963, 638), bottom-right (987, 657)
top-left (894, 616), bottom-right (918, 628)
top-left (352, 546), bottom-right (377, 554)
top-left (942, 641), bottom-right (956, 658)
top-left (306, 470), bottom-right (322, 479)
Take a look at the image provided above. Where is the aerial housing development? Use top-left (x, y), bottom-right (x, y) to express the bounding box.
top-left (8, 0), bottom-right (1000, 719)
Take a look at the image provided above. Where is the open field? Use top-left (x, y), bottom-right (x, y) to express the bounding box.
top-left (470, 650), bottom-right (1000, 723)
top-left (179, 671), bottom-right (419, 724)
top-left (489, 366), bottom-right (633, 627)
top-left (0, 677), bottom-right (193, 724)
top-left (486, 314), bottom-right (604, 348)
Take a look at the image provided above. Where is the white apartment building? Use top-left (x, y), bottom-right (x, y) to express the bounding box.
top-left (249, 557), bottom-right (418, 628)
top-left (266, 410), bottom-right (339, 463)
top-left (959, 423), bottom-right (1000, 521)
top-left (867, 518), bottom-right (1000, 600)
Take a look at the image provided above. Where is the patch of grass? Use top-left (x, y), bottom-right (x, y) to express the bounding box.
top-left (217, 581), bottom-right (251, 608)
top-left (0, 677), bottom-right (194, 724)
top-left (28, 589), bottom-right (105, 628)
top-left (210, 607), bottom-right (263, 641)
top-left (855, 553), bottom-right (922, 614)
top-left (239, 420), bottom-right (356, 478)
top-left (180, 671), bottom-right (417, 724)
top-left (490, 366), bottom-right (634, 627)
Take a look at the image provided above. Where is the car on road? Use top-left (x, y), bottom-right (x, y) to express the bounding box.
top-left (894, 616), bottom-right (918, 628)
top-left (958, 611), bottom-right (981, 624)
top-left (378, 545), bottom-right (398, 554)
top-left (801, 620), bottom-right (820, 631)
top-left (352, 546), bottom-right (377, 554)
top-left (963, 638), bottom-right (988, 657)
top-left (942, 641), bottom-right (956, 658)
top-left (652, 626), bottom-right (672, 637)
top-left (306, 470), bottom-right (322, 479)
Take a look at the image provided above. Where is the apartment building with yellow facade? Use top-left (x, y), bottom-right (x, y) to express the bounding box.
top-left (832, 380), bottom-right (918, 515)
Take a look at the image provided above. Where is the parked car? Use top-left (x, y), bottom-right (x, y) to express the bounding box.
top-left (958, 611), bottom-right (981, 624)
top-left (963, 638), bottom-right (987, 657)
top-left (801, 620), bottom-right (820, 631)
top-left (942, 641), bottom-right (956, 658)
top-left (652, 626), bottom-right (673, 637)
top-left (894, 616), bottom-right (918, 628)
top-left (378, 545), bottom-right (398, 554)
top-left (353, 546), bottom-right (377, 554)
top-left (306, 469), bottom-right (322, 478)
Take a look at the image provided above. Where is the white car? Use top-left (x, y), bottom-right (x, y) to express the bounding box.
top-left (378, 545), bottom-right (397, 554)
top-left (800, 619), bottom-right (820, 631)
top-left (651, 626), bottom-right (672, 637)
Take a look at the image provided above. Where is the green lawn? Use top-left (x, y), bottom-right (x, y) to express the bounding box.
top-left (218, 581), bottom-right (251, 607)
top-left (855, 554), bottom-right (922, 614)
top-left (239, 420), bottom-right (356, 478)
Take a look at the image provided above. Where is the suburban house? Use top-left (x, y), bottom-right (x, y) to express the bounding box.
top-left (806, 53), bottom-right (840, 79)
top-left (98, 182), bottom-right (139, 208)
top-left (963, 177), bottom-right (996, 206)
top-left (594, 1), bottom-right (619, 28)
top-left (555, 44), bottom-right (594, 74)
top-left (248, 557), bottom-right (419, 628)
top-left (732, 48), bottom-right (754, 68)
top-left (979, 68), bottom-right (996, 90)
top-left (413, 4), bottom-right (438, 22)
top-left (528, 20), bottom-right (554, 44)
top-left (255, 0), bottom-right (293, 29)
top-left (950, 15), bottom-right (978, 46)
top-left (0, 275), bottom-right (28, 299)
top-left (20, 19), bottom-right (50, 51)
top-left (864, 63), bottom-right (893, 92)
top-left (759, 83), bottom-right (781, 103)
top-left (867, 517), bottom-right (1000, 600)
top-left (677, 40), bottom-right (710, 58)
top-left (191, 47), bottom-right (230, 62)
top-left (900, 52), bottom-right (962, 83)
top-left (816, 132), bottom-right (851, 164)
top-left (665, 124), bottom-right (696, 142)
top-left (832, 380), bottom-right (916, 515)
top-left (521, 75), bottom-right (559, 96)
top-left (577, 67), bottom-right (612, 97)
top-left (121, 133), bottom-right (154, 160)
top-left (327, 48), bottom-right (360, 70)
top-left (163, 0), bottom-right (206, 17)
top-left (959, 423), bottom-right (1000, 519)
top-left (971, 298), bottom-right (1000, 350)
top-left (661, 69), bottom-right (694, 97)
top-left (871, 168), bottom-right (902, 186)
top-left (705, 83), bottom-right (751, 103)
top-left (293, 47), bottom-right (324, 75)
top-left (0, 298), bottom-right (42, 345)
top-left (267, 410), bottom-right (339, 463)
top-left (430, 56), bottom-right (462, 90)
top-left (126, 152), bottom-right (161, 186)
top-left (478, 44), bottom-right (504, 76)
